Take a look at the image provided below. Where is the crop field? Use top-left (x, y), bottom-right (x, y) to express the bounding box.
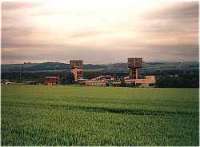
top-left (1, 85), bottom-right (199, 145)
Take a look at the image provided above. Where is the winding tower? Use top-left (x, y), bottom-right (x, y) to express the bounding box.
top-left (70, 60), bottom-right (83, 82)
top-left (128, 58), bottom-right (142, 79)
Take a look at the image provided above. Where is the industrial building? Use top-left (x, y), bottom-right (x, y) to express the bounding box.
top-left (44, 57), bottom-right (155, 87)
top-left (44, 76), bottom-right (60, 85)
top-left (85, 75), bottom-right (114, 86)
top-left (128, 58), bottom-right (142, 79)
top-left (125, 58), bottom-right (156, 87)
top-left (70, 60), bottom-right (83, 82)
top-left (70, 57), bottom-right (156, 87)
top-left (124, 76), bottom-right (156, 87)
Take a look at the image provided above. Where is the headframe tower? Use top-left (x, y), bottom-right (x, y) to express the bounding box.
top-left (70, 60), bottom-right (83, 82)
top-left (128, 58), bottom-right (142, 79)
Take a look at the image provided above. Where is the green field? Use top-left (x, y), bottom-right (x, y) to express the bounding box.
top-left (1, 85), bottom-right (199, 145)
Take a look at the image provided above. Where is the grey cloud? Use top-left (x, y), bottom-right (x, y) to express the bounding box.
top-left (147, 2), bottom-right (198, 21)
top-left (135, 1), bottom-right (199, 59)
top-left (2, 1), bottom-right (199, 64)
top-left (142, 2), bottom-right (198, 34)
top-left (2, 26), bottom-right (37, 49)
top-left (2, 43), bottom-right (198, 64)
top-left (2, 40), bottom-right (75, 51)
top-left (2, 47), bottom-right (121, 64)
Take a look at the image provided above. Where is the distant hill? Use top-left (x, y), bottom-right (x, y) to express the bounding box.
top-left (1, 61), bottom-right (199, 73)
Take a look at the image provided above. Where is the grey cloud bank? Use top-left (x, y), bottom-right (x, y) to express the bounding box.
top-left (2, 0), bottom-right (198, 64)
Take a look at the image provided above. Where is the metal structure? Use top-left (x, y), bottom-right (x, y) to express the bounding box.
top-left (128, 58), bottom-right (142, 79)
top-left (70, 60), bottom-right (83, 82)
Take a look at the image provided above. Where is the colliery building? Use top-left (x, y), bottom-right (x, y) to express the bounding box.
top-left (125, 58), bottom-right (156, 87)
top-left (85, 75), bottom-right (114, 86)
top-left (70, 60), bottom-right (83, 82)
top-left (44, 57), bottom-right (156, 87)
top-left (70, 57), bottom-right (156, 87)
top-left (44, 76), bottom-right (60, 85)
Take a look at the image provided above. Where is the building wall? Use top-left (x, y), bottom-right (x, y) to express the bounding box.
top-left (125, 75), bottom-right (156, 86)
top-left (85, 80), bottom-right (107, 86)
top-left (44, 77), bottom-right (59, 85)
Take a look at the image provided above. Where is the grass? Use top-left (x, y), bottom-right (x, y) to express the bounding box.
top-left (1, 85), bottom-right (199, 145)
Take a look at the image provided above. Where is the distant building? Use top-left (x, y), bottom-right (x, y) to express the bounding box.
top-left (85, 80), bottom-right (107, 86)
top-left (84, 75), bottom-right (114, 86)
top-left (125, 75), bottom-right (156, 86)
top-left (67, 58), bottom-right (156, 87)
top-left (125, 58), bottom-right (156, 87)
top-left (128, 58), bottom-right (142, 79)
top-left (70, 60), bottom-right (83, 82)
top-left (44, 76), bottom-right (60, 85)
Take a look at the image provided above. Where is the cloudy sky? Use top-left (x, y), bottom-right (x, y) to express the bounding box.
top-left (2, 0), bottom-right (199, 64)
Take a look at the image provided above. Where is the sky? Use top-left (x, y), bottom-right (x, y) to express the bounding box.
top-left (2, 0), bottom-right (199, 64)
